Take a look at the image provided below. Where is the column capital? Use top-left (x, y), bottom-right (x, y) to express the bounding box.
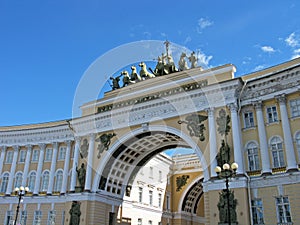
top-left (275, 94), bottom-right (286, 104)
top-left (26, 144), bottom-right (33, 150)
top-left (52, 142), bottom-right (59, 149)
top-left (75, 136), bottom-right (82, 142)
top-left (227, 103), bottom-right (238, 112)
top-left (1, 146), bottom-right (6, 153)
top-left (253, 101), bottom-right (263, 110)
top-left (13, 145), bottom-right (19, 152)
top-left (38, 143), bottom-right (46, 150)
top-left (205, 107), bottom-right (215, 116)
top-left (65, 140), bottom-right (72, 148)
top-left (89, 133), bottom-right (96, 139)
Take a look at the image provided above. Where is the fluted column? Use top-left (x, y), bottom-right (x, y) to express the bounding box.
top-left (85, 134), bottom-right (96, 191)
top-left (0, 146), bottom-right (6, 176)
top-left (6, 146), bottom-right (19, 195)
top-left (276, 95), bottom-right (298, 171)
top-left (254, 102), bottom-right (272, 174)
top-left (70, 137), bottom-right (81, 192)
top-left (33, 144), bottom-right (45, 195)
top-left (61, 140), bottom-right (72, 194)
top-left (22, 145), bottom-right (32, 187)
top-left (47, 142), bottom-right (58, 195)
top-left (229, 104), bottom-right (244, 174)
top-left (207, 108), bottom-right (218, 177)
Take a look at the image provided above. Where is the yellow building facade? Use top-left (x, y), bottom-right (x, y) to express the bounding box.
top-left (0, 57), bottom-right (300, 225)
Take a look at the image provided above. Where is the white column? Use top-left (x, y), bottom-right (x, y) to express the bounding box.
top-left (0, 146), bottom-right (6, 176)
top-left (85, 134), bottom-right (95, 191)
top-left (22, 145), bottom-right (32, 187)
top-left (47, 142), bottom-right (58, 195)
top-left (61, 140), bottom-right (72, 194)
top-left (254, 102), bottom-right (272, 174)
top-left (277, 95), bottom-right (298, 171)
top-left (70, 137), bottom-right (81, 192)
top-left (33, 143), bottom-right (45, 195)
top-left (229, 104), bottom-right (245, 174)
top-left (207, 108), bottom-right (218, 177)
top-left (6, 146), bottom-right (19, 195)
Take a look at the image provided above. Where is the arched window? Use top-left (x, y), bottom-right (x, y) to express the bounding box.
top-left (270, 136), bottom-right (285, 168)
top-left (296, 131), bottom-right (300, 163)
top-left (14, 172), bottom-right (23, 189)
top-left (54, 170), bottom-right (63, 192)
top-left (27, 171), bottom-right (36, 192)
top-left (246, 142), bottom-right (260, 171)
top-left (0, 172), bottom-right (9, 193)
top-left (41, 171), bottom-right (50, 192)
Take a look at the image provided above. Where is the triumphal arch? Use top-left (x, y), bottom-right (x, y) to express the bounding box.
top-left (1, 42), bottom-right (300, 225)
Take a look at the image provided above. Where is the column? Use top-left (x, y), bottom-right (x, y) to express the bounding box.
top-left (207, 108), bottom-right (218, 177)
top-left (22, 145), bottom-right (32, 187)
top-left (0, 146), bottom-right (6, 176)
top-left (254, 101), bottom-right (272, 174)
top-left (33, 144), bottom-right (45, 195)
top-left (276, 95), bottom-right (298, 171)
top-left (61, 140), bottom-right (72, 194)
top-left (70, 137), bottom-right (81, 193)
top-left (229, 103), bottom-right (245, 174)
top-left (47, 142), bottom-right (58, 195)
top-left (6, 146), bottom-right (19, 195)
top-left (85, 134), bottom-right (95, 191)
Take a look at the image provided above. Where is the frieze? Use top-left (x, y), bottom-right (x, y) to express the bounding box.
top-left (241, 69), bottom-right (300, 101)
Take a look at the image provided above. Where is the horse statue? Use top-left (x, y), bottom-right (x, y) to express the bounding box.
top-left (139, 62), bottom-right (155, 79)
top-left (166, 55), bottom-right (178, 74)
top-left (121, 71), bottom-right (135, 87)
top-left (130, 65), bottom-right (142, 82)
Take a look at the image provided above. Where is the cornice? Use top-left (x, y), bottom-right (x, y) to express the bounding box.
top-left (240, 67), bottom-right (300, 102)
top-left (0, 124), bottom-right (74, 146)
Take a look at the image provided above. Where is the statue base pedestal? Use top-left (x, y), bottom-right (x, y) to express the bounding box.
top-left (75, 186), bottom-right (83, 193)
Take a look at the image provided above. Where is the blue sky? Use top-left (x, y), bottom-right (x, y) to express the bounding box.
top-left (1, 1), bottom-right (300, 126)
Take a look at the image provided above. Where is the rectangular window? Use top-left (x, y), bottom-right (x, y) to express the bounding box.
top-left (149, 167), bottom-right (153, 178)
top-left (19, 150), bottom-right (26, 163)
top-left (138, 218), bottom-right (142, 225)
top-left (158, 193), bottom-right (162, 208)
top-left (149, 190), bottom-right (153, 206)
top-left (5, 210), bottom-right (14, 225)
top-left (276, 196), bottom-right (292, 223)
top-left (244, 111), bottom-right (255, 128)
top-left (158, 170), bottom-right (162, 182)
top-left (32, 149), bottom-right (39, 162)
top-left (251, 199), bottom-right (264, 225)
top-left (58, 147), bottom-right (66, 160)
top-left (290, 98), bottom-right (300, 118)
top-left (5, 151), bottom-right (13, 164)
top-left (266, 106), bottom-right (278, 123)
top-left (33, 210), bottom-right (42, 225)
top-left (138, 187), bottom-right (143, 203)
top-left (45, 148), bottom-right (53, 162)
top-left (166, 195), bottom-right (170, 210)
top-left (47, 210), bottom-right (56, 225)
top-left (20, 210), bottom-right (27, 225)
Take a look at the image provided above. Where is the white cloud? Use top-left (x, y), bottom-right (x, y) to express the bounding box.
top-left (285, 32), bottom-right (299, 47)
top-left (184, 36), bottom-right (192, 45)
top-left (197, 18), bottom-right (213, 33)
top-left (197, 51), bottom-right (213, 68)
top-left (253, 65), bottom-right (266, 71)
top-left (261, 46), bottom-right (275, 53)
top-left (292, 48), bottom-right (300, 59)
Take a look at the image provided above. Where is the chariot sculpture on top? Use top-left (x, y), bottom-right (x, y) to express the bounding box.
top-left (109, 41), bottom-right (202, 90)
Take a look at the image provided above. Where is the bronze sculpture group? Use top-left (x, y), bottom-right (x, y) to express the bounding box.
top-left (109, 41), bottom-right (200, 90)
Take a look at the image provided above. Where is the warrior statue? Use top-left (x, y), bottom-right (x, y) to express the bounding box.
top-left (188, 51), bottom-right (198, 68)
top-left (178, 52), bottom-right (189, 71)
top-left (76, 163), bottom-right (86, 191)
top-left (69, 201), bottom-right (81, 225)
